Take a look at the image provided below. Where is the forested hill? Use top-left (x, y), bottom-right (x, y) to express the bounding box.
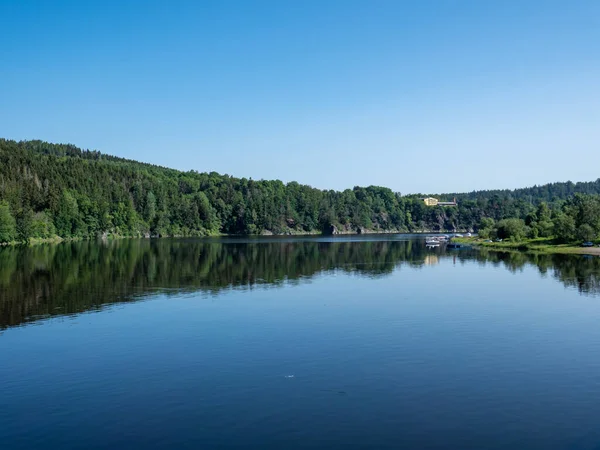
top-left (447, 180), bottom-right (600, 204)
top-left (0, 138), bottom-right (599, 243)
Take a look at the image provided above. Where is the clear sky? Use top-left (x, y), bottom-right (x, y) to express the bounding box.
top-left (1, 0), bottom-right (598, 194)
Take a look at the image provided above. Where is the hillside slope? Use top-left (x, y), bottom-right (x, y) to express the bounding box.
top-left (0, 138), bottom-right (597, 242)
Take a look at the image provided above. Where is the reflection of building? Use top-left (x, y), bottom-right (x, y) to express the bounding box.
top-left (424, 255), bottom-right (439, 266)
top-left (423, 197), bottom-right (457, 206)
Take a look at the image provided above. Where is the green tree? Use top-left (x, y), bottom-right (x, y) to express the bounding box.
top-left (553, 213), bottom-right (576, 243)
top-left (30, 212), bottom-right (56, 239)
top-left (535, 219), bottom-right (554, 238)
top-left (577, 224), bottom-right (596, 242)
top-left (496, 218), bottom-right (527, 241)
top-left (537, 202), bottom-right (551, 222)
top-left (477, 217), bottom-right (495, 238)
top-left (16, 209), bottom-right (34, 244)
top-left (195, 191), bottom-right (219, 233)
top-left (479, 217), bottom-right (495, 229)
top-left (54, 190), bottom-right (80, 237)
top-left (144, 191), bottom-right (157, 224)
top-left (0, 201), bottom-right (17, 244)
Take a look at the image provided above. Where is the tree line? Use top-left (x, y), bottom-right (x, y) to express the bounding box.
top-left (477, 194), bottom-right (600, 243)
top-left (1, 138), bottom-right (600, 244)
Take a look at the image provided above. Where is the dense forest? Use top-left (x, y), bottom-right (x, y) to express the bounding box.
top-left (1, 138), bottom-right (600, 244)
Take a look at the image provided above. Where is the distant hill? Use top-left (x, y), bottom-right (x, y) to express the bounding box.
top-left (0, 138), bottom-right (598, 243)
top-left (447, 180), bottom-right (600, 204)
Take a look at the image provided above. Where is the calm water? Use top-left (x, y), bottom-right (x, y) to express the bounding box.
top-left (2, 236), bottom-right (600, 449)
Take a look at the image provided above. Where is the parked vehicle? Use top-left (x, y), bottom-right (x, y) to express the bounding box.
top-left (581, 241), bottom-right (594, 247)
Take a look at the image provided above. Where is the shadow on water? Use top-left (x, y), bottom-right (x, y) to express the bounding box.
top-left (1, 236), bottom-right (599, 329)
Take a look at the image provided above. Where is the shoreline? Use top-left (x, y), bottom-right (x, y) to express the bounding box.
top-left (0, 229), bottom-right (471, 247)
top-left (4, 232), bottom-right (600, 257)
top-left (453, 237), bottom-right (600, 256)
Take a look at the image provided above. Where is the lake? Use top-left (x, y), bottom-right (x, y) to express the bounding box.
top-left (2, 236), bottom-right (600, 449)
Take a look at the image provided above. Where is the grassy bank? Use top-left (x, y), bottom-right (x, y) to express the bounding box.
top-left (453, 237), bottom-right (600, 255)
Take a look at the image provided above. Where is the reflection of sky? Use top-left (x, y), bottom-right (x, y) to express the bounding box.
top-left (3, 257), bottom-right (600, 449)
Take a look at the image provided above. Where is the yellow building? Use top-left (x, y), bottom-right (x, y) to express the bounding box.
top-left (423, 197), bottom-right (457, 206)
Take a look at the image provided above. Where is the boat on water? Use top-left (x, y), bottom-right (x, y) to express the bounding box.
top-left (425, 236), bottom-right (445, 246)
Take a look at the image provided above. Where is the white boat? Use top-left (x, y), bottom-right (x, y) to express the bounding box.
top-left (425, 238), bottom-right (440, 246)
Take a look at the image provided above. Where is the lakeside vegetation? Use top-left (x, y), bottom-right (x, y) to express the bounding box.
top-left (454, 194), bottom-right (600, 254)
top-left (2, 138), bottom-right (600, 246)
top-left (455, 237), bottom-right (600, 255)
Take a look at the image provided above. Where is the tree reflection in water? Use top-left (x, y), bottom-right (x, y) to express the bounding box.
top-left (1, 237), bottom-right (599, 329)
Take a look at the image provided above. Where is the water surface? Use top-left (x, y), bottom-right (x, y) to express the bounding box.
top-left (2, 236), bottom-right (600, 449)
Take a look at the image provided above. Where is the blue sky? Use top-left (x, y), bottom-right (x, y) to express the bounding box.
top-left (1, 0), bottom-right (598, 194)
